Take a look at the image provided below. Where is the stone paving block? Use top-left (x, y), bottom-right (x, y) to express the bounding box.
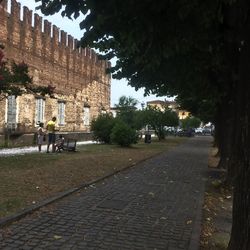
top-left (0, 137), bottom-right (211, 250)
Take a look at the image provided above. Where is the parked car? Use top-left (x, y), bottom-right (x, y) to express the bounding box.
top-left (195, 128), bottom-right (203, 134)
top-left (177, 128), bottom-right (195, 137)
top-left (202, 127), bottom-right (211, 135)
top-left (164, 126), bottom-right (176, 136)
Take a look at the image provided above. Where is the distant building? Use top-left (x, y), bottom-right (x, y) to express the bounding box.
top-left (110, 107), bottom-right (120, 118)
top-left (178, 110), bottom-right (190, 120)
top-left (146, 100), bottom-right (190, 120)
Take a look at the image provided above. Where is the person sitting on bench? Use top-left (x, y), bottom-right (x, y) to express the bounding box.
top-left (55, 134), bottom-right (65, 152)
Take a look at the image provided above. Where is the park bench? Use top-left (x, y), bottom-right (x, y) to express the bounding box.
top-left (63, 138), bottom-right (77, 152)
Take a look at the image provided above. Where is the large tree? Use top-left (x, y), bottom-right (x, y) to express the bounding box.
top-left (141, 106), bottom-right (179, 140)
top-left (36, 0), bottom-right (250, 248)
top-left (180, 116), bottom-right (201, 130)
top-left (114, 95), bottom-right (139, 129)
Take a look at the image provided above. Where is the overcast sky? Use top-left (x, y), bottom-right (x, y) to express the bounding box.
top-left (15, 0), bottom-right (173, 107)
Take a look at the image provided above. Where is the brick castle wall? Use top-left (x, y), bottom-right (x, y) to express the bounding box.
top-left (0, 0), bottom-right (111, 134)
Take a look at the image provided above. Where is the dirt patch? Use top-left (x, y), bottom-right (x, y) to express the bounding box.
top-left (200, 148), bottom-right (232, 250)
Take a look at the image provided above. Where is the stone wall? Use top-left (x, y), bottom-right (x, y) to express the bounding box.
top-left (0, 0), bottom-right (111, 134)
top-left (0, 132), bottom-right (94, 148)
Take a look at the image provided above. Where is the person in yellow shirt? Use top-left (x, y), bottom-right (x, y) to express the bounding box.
top-left (46, 116), bottom-right (57, 153)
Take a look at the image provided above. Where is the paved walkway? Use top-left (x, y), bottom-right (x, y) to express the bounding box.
top-left (0, 141), bottom-right (96, 156)
top-left (0, 137), bottom-right (211, 250)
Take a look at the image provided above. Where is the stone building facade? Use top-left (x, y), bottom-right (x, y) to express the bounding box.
top-left (0, 0), bottom-right (111, 135)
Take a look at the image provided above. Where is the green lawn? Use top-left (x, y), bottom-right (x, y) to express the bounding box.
top-left (0, 137), bottom-right (186, 218)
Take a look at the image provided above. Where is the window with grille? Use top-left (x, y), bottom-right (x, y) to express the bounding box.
top-left (7, 95), bottom-right (17, 129)
top-left (83, 107), bottom-right (90, 126)
top-left (58, 101), bottom-right (65, 125)
top-left (35, 98), bottom-right (45, 124)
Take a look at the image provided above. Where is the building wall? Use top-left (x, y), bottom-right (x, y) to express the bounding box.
top-left (146, 100), bottom-right (167, 112)
top-left (0, 0), bottom-right (111, 134)
top-left (146, 100), bottom-right (190, 120)
top-left (178, 110), bottom-right (190, 120)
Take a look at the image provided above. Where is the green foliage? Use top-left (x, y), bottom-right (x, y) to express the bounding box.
top-left (0, 45), bottom-right (55, 98)
top-left (111, 120), bottom-right (139, 147)
top-left (35, 0), bottom-right (224, 122)
top-left (140, 107), bottom-right (179, 140)
top-left (180, 116), bottom-right (201, 129)
top-left (91, 96), bottom-right (141, 145)
top-left (176, 96), bottom-right (216, 124)
top-left (115, 95), bottom-right (139, 109)
top-left (133, 110), bottom-right (147, 131)
top-left (114, 96), bottom-right (139, 129)
top-left (91, 113), bottom-right (116, 143)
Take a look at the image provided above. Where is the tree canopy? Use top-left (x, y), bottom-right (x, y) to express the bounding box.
top-left (114, 95), bottom-right (139, 128)
top-left (36, 0), bottom-right (223, 96)
top-left (140, 106), bottom-right (179, 140)
top-left (36, 0), bottom-right (228, 124)
top-left (35, 1), bottom-right (250, 248)
top-left (115, 95), bottom-right (138, 110)
top-left (180, 116), bottom-right (201, 130)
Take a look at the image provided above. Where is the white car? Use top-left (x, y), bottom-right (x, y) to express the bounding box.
top-left (195, 128), bottom-right (203, 134)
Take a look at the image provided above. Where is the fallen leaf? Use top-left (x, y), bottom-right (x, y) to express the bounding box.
top-left (160, 217), bottom-right (167, 220)
top-left (53, 235), bottom-right (62, 240)
top-left (219, 197), bottom-right (224, 202)
top-left (148, 192), bottom-right (155, 197)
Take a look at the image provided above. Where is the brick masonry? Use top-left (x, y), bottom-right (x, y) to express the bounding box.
top-left (0, 0), bottom-right (111, 134)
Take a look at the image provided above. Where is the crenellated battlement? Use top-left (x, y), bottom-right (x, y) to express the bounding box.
top-left (0, 0), bottom-right (100, 57)
top-left (0, 0), bottom-right (111, 134)
top-left (0, 0), bottom-right (111, 92)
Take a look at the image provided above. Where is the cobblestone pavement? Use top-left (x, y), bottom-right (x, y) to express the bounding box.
top-left (0, 137), bottom-right (211, 250)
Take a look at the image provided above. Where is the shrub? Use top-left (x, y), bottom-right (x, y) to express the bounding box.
top-left (91, 114), bottom-right (116, 143)
top-left (111, 121), bottom-right (139, 147)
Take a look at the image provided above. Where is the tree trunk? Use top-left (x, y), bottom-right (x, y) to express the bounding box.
top-left (228, 69), bottom-right (250, 250)
top-left (215, 97), bottom-right (234, 171)
top-left (227, 1), bottom-right (250, 248)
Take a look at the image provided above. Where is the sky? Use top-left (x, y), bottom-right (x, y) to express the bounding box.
top-left (15, 0), bottom-right (173, 107)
